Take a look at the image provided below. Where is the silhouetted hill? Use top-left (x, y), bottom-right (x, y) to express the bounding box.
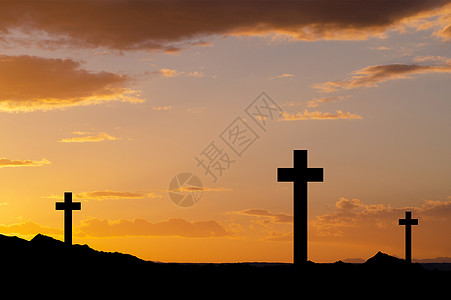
top-left (365, 251), bottom-right (409, 265)
top-left (345, 253), bottom-right (451, 270)
top-left (2, 233), bottom-right (148, 269)
top-left (1, 234), bottom-right (451, 292)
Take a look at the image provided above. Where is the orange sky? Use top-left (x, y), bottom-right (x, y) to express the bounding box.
top-left (0, 0), bottom-right (451, 263)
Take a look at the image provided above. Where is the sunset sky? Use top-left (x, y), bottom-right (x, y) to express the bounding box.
top-left (0, 0), bottom-right (450, 263)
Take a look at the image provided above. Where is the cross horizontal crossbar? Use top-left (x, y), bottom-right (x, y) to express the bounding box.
top-left (399, 218), bottom-right (418, 226)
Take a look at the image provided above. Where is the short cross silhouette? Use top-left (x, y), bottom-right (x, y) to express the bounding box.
top-left (398, 211), bottom-right (418, 263)
top-left (55, 192), bottom-right (81, 245)
top-left (277, 150), bottom-right (323, 264)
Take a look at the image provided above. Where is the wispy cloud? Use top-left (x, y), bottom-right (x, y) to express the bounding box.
top-left (152, 105), bottom-right (173, 111)
top-left (0, 217), bottom-right (230, 239)
top-left (172, 186), bottom-right (232, 193)
top-left (437, 24), bottom-right (451, 40)
top-left (264, 232), bottom-right (293, 242)
top-left (0, 221), bottom-right (62, 236)
top-left (237, 209), bottom-right (293, 224)
top-left (188, 71), bottom-right (205, 78)
top-left (268, 73), bottom-right (294, 80)
top-left (314, 59), bottom-right (451, 92)
top-left (155, 68), bottom-right (184, 78)
top-left (45, 190), bottom-right (161, 201)
top-left (0, 158), bottom-right (51, 168)
top-left (281, 110), bottom-right (363, 121)
top-left (58, 132), bottom-right (120, 143)
top-left (186, 107), bottom-right (206, 113)
top-left (74, 190), bottom-right (161, 200)
top-left (75, 217), bottom-right (230, 238)
top-left (306, 96), bottom-right (345, 108)
top-left (153, 68), bottom-right (205, 78)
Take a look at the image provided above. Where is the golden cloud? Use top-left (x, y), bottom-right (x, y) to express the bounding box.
top-left (153, 68), bottom-right (205, 78)
top-left (437, 24), bottom-right (451, 40)
top-left (0, 1), bottom-right (449, 50)
top-left (0, 55), bottom-right (144, 112)
top-left (237, 209), bottom-right (293, 224)
top-left (264, 232), bottom-right (293, 242)
top-left (306, 96), bottom-right (345, 108)
top-left (312, 197), bottom-right (451, 238)
top-left (0, 158), bottom-right (51, 168)
top-left (336, 197), bottom-right (364, 210)
top-left (74, 190), bottom-right (159, 200)
top-left (314, 59), bottom-right (451, 92)
top-left (0, 217), bottom-right (230, 239)
top-left (0, 221), bottom-right (62, 236)
top-left (58, 132), bottom-right (120, 143)
top-left (156, 68), bottom-right (183, 78)
top-left (75, 217), bottom-right (230, 238)
top-left (281, 110), bottom-right (363, 120)
top-left (45, 190), bottom-right (161, 201)
top-left (268, 73), bottom-right (294, 80)
top-left (152, 105), bottom-right (173, 111)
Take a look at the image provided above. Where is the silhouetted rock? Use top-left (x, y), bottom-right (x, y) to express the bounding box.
top-left (365, 251), bottom-right (406, 265)
top-left (1, 233), bottom-right (450, 290)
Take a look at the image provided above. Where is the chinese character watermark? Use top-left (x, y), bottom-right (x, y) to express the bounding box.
top-left (195, 141), bottom-right (236, 182)
top-left (219, 116), bottom-right (259, 157)
top-left (169, 92), bottom-right (283, 207)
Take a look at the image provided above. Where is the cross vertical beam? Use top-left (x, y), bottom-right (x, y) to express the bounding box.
top-left (277, 150), bottom-right (323, 264)
top-left (55, 192), bottom-right (81, 245)
top-left (398, 211), bottom-right (418, 263)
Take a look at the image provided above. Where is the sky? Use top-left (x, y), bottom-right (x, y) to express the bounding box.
top-left (0, 0), bottom-right (450, 263)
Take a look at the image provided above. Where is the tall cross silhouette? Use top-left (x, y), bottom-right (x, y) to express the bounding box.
top-left (277, 150), bottom-right (323, 264)
top-left (56, 192), bottom-right (81, 245)
top-left (398, 211), bottom-right (418, 263)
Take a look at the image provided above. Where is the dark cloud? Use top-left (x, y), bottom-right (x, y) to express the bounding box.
top-left (314, 59), bottom-right (451, 92)
top-left (0, 54), bottom-right (143, 112)
top-left (0, 0), bottom-right (449, 50)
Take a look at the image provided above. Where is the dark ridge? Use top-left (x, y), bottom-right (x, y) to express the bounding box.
top-left (1, 233), bottom-right (451, 291)
top-left (365, 251), bottom-right (406, 265)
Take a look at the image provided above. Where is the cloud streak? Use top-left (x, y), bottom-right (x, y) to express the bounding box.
top-left (306, 96), bottom-right (345, 108)
top-left (314, 59), bottom-right (451, 92)
top-left (0, 217), bottom-right (230, 239)
top-left (58, 132), bottom-right (120, 143)
top-left (45, 190), bottom-right (161, 201)
top-left (237, 209), bottom-right (293, 224)
top-left (74, 190), bottom-right (160, 201)
top-left (0, 158), bottom-right (51, 168)
top-left (281, 110), bottom-right (363, 120)
top-left (0, 55), bottom-right (143, 112)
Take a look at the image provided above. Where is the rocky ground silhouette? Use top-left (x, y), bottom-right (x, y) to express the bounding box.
top-left (1, 233), bottom-right (450, 293)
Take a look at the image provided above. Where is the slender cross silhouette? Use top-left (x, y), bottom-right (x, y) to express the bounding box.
top-left (56, 192), bottom-right (81, 245)
top-left (277, 150), bottom-right (323, 264)
top-left (399, 211), bottom-right (418, 263)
